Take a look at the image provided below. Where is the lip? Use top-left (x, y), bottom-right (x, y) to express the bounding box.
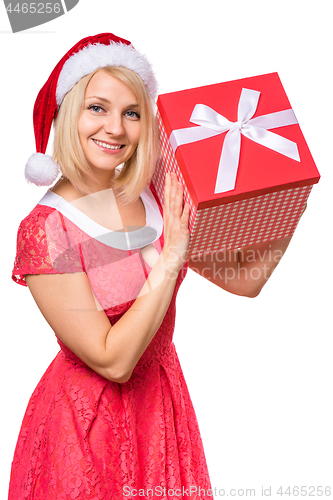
top-left (92, 138), bottom-right (125, 154)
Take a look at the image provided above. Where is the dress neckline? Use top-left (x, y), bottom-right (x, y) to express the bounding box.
top-left (37, 184), bottom-right (163, 251)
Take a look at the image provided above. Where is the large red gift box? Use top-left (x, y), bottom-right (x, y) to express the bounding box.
top-left (152, 72), bottom-right (320, 258)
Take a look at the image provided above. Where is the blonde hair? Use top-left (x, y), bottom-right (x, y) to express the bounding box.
top-left (53, 67), bottom-right (159, 204)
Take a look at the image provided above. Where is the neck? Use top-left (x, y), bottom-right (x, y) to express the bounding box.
top-left (84, 166), bottom-right (120, 194)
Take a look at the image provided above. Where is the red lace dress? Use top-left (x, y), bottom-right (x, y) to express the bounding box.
top-left (9, 183), bottom-right (211, 499)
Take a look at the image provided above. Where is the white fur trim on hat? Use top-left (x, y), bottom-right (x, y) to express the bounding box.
top-left (25, 153), bottom-right (60, 187)
top-left (56, 41), bottom-right (158, 105)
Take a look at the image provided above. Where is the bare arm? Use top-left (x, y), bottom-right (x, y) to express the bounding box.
top-left (191, 203), bottom-right (307, 297)
top-left (26, 173), bottom-right (190, 383)
top-left (188, 236), bottom-right (292, 298)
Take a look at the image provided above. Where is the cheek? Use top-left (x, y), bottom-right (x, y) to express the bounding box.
top-left (78, 114), bottom-right (96, 142)
top-left (130, 123), bottom-right (141, 146)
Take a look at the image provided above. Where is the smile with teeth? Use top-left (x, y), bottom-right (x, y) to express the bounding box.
top-left (93, 139), bottom-right (124, 150)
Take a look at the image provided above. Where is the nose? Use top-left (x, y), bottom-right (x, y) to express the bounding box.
top-left (103, 112), bottom-right (125, 136)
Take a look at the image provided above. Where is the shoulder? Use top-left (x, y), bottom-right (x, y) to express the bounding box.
top-left (13, 205), bottom-right (57, 286)
top-left (15, 204), bottom-right (61, 258)
top-left (16, 203), bottom-right (67, 249)
top-left (18, 204), bottom-right (58, 232)
top-left (12, 203), bottom-right (82, 287)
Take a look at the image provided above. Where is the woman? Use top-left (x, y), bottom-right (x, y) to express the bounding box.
top-left (10, 33), bottom-right (294, 499)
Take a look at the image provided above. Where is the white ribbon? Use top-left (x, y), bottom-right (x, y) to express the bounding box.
top-left (169, 88), bottom-right (300, 193)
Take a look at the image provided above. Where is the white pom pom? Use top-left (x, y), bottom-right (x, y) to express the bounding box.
top-left (25, 153), bottom-right (60, 186)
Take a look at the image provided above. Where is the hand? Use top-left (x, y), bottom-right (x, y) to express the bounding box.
top-left (161, 173), bottom-right (190, 275)
top-left (301, 202), bottom-right (307, 216)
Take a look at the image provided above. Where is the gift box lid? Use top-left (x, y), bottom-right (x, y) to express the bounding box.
top-left (157, 72), bottom-right (320, 208)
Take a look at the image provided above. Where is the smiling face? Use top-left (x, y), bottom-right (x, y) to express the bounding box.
top-left (78, 69), bottom-right (141, 181)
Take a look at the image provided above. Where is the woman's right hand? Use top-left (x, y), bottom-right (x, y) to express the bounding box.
top-left (161, 172), bottom-right (190, 275)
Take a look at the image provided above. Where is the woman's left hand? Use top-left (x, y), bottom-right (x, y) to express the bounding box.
top-left (161, 172), bottom-right (190, 275)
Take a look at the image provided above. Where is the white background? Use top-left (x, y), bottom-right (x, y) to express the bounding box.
top-left (1, 0), bottom-right (332, 497)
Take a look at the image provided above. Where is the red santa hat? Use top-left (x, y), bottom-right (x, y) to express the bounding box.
top-left (25, 33), bottom-right (158, 186)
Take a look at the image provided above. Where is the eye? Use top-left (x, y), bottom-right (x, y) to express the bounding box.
top-left (125, 110), bottom-right (140, 120)
top-left (87, 104), bottom-right (104, 113)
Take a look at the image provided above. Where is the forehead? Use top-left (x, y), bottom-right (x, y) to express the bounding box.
top-left (85, 69), bottom-right (138, 102)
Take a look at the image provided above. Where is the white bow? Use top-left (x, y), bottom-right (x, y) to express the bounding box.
top-left (169, 88), bottom-right (300, 193)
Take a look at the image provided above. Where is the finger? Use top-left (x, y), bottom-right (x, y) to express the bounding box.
top-left (163, 173), bottom-right (177, 227)
top-left (301, 202), bottom-right (307, 216)
top-left (180, 203), bottom-right (190, 225)
top-left (173, 181), bottom-right (184, 217)
top-left (168, 174), bottom-right (179, 215)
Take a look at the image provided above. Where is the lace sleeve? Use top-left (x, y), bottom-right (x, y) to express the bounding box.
top-left (12, 205), bottom-right (84, 287)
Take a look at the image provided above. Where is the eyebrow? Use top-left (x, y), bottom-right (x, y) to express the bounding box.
top-left (86, 95), bottom-right (139, 107)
